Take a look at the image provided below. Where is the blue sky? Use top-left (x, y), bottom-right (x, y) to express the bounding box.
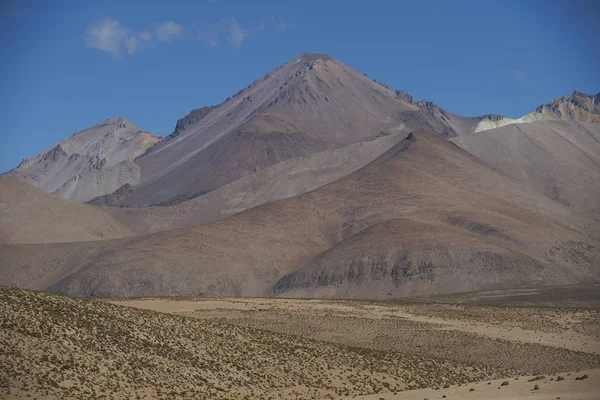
top-left (1, 0), bottom-right (598, 172)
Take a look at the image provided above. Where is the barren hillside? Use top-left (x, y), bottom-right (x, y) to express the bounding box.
top-left (3, 117), bottom-right (162, 202)
top-left (452, 121), bottom-right (600, 211)
top-left (0, 177), bottom-right (134, 244)
top-left (102, 132), bottom-right (406, 233)
top-left (122, 53), bottom-right (457, 206)
top-left (2, 131), bottom-right (598, 298)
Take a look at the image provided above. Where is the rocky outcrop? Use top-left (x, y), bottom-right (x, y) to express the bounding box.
top-left (395, 90), bottom-right (414, 104)
top-left (42, 145), bottom-right (68, 162)
top-left (87, 183), bottom-right (135, 207)
top-left (169, 106), bottom-right (216, 139)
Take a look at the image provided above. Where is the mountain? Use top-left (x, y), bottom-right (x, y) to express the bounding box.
top-left (4, 117), bottom-right (162, 202)
top-left (474, 91), bottom-right (600, 132)
top-left (0, 177), bottom-right (134, 244)
top-left (452, 120), bottom-right (600, 211)
top-left (99, 132), bottom-right (406, 234)
top-left (3, 131), bottom-right (598, 298)
top-left (120, 53), bottom-right (471, 206)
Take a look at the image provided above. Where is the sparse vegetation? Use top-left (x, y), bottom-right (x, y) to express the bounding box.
top-left (3, 288), bottom-right (600, 399)
top-left (0, 287), bottom-right (512, 399)
top-left (528, 375), bottom-right (546, 382)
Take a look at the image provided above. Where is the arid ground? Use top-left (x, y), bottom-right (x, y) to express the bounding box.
top-left (1, 286), bottom-right (600, 399)
top-left (111, 287), bottom-right (600, 399)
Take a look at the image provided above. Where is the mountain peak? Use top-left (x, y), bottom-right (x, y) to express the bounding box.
top-left (416, 99), bottom-right (447, 117)
top-left (296, 52), bottom-right (334, 63)
top-left (98, 116), bottom-right (129, 127)
top-left (532, 91), bottom-right (600, 122)
top-left (5, 115), bottom-right (161, 202)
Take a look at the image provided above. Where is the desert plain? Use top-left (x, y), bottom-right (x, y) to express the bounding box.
top-left (1, 284), bottom-right (599, 399)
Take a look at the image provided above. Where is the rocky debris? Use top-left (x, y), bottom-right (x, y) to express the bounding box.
top-left (395, 89), bottom-right (414, 104)
top-left (86, 155), bottom-right (107, 170)
top-left (68, 153), bottom-right (83, 162)
top-left (478, 114), bottom-right (505, 122)
top-left (87, 183), bottom-right (135, 207)
top-left (169, 106), bottom-right (216, 139)
top-left (416, 100), bottom-right (450, 120)
top-left (533, 91), bottom-right (600, 121)
top-left (41, 145), bottom-right (67, 162)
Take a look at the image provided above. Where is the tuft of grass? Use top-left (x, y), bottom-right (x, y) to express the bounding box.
top-left (528, 375), bottom-right (545, 382)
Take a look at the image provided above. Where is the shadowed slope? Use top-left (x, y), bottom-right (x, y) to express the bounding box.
top-left (102, 132), bottom-right (406, 234)
top-left (0, 177), bottom-right (134, 244)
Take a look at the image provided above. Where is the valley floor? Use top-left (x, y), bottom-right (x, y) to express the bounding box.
top-left (355, 368), bottom-right (600, 400)
top-left (1, 285), bottom-right (599, 399)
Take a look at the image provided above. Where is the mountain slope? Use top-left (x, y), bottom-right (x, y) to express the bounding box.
top-left (4, 117), bottom-right (162, 202)
top-left (0, 177), bottom-right (134, 244)
top-left (100, 132), bottom-right (406, 234)
top-left (452, 121), bottom-right (600, 211)
top-left (122, 53), bottom-right (443, 206)
top-left (474, 91), bottom-right (600, 132)
top-left (2, 131), bottom-right (598, 298)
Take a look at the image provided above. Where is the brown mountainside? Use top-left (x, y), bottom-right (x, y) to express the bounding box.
top-left (0, 177), bottom-right (134, 244)
top-left (2, 131), bottom-right (598, 298)
top-left (124, 53), bottom-right (454, 206)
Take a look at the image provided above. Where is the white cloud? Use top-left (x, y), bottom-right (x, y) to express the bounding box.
top-left (195, 16), bottom-right (293, 49)
top-left (139, 31), bottom-right (152, 41)
top-left (156, 21), bottom-right (183, 42)
top-left (85, 17), bottom-right (183, 57)
top-left (84, 17), bottom-right (131, 57)
top-left (229, 17), bottom-right (246, 47)
top-left (124, 36), bottom-right (138, 54)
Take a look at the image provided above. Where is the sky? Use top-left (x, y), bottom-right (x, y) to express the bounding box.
top-left (1, 0), bottom-right (599, 172)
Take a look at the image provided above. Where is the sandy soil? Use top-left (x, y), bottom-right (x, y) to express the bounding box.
top-left (112, 296), bottom-right (600, 353)
top-left (112, 296), bottom-right (600, 379)
top-left (3, 287), bottom-right (600, 399)
top-left (355, 369), bottom-right (600, 400)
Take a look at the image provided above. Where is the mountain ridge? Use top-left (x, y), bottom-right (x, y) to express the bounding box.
top-left (4, 116), bottom-right (162, 202)
top-left (3, 130), bottom-right (598, 298)
top-left (5, 53), bottom-right (598, 211)
top-left (474, 91), bottom-right (600, 132)
top-left (121, 52), bottom-right (424, 206)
